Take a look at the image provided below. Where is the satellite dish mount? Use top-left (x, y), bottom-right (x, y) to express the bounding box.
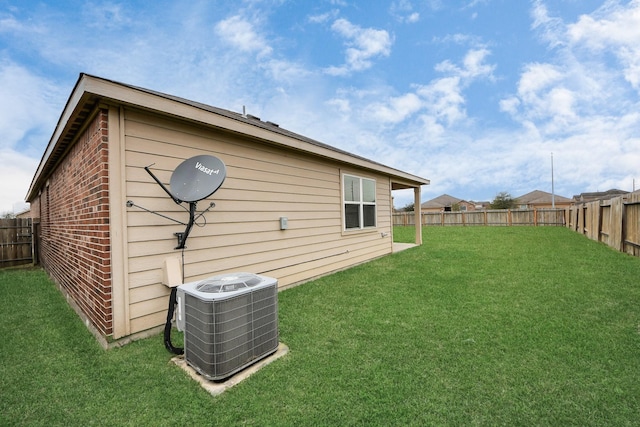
top-left (128, 155), bottom-right (227, 250)
top-left (127, 155), bottom-right (227, 356)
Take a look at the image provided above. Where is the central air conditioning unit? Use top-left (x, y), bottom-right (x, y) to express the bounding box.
top-left (176, 272), bottom-right (279, 381)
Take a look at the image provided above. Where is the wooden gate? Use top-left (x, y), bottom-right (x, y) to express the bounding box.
top-left (0, 218), bottom-right (33, 268)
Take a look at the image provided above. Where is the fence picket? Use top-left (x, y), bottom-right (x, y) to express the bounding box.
top-left (394, 192), bottom-right (639, 259)
top-left (566, 192), bottom-right (640, 257)
top-left (393, 208), bottom-right (567, 228)
top-left (0, 218), bottom-right (33, 268)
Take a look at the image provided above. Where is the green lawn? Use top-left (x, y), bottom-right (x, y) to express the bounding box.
top-left (2, 227), bottom-right (639, 426)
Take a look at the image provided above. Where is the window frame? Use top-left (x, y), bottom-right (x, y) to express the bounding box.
top-left (342, 173), bottom-right (377, 231)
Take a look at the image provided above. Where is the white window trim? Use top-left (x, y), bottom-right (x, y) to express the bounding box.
top-left (342, 173), bottom-right (377, 231)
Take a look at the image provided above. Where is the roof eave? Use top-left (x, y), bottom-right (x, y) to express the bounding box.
top-left (27, 73), bottom-right (430, 201)
top-left (26, 75), bottom-right (97, 201)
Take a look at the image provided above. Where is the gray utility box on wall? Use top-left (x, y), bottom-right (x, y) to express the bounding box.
top-left (176, 272), bottom-right (279, 381)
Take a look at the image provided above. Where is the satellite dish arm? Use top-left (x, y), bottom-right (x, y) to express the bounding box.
top-left (126, 200), bottom-right (187, 226)
top-left (144, 164), bottom-right (183, 204)
top-left (175, 202), bottom-right (197, 250)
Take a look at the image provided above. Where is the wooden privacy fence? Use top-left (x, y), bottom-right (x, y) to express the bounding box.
top-left (0, 218), bottom-right (34, 268)
top-left (393, 208), bottom-right (567, 227)
top-left (393, 192), bottom-right (639, 259)
top-left (568, 191), bottom-right (640, 257)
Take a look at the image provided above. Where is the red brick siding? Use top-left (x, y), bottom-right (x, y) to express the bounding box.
top-left (37, 109), bottom-right (113, 337)
top-left (29, 198), bottom-right (40, 219)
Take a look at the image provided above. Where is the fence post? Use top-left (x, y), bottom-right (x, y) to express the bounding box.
top-left (611, 197), bottom-right (624, 251)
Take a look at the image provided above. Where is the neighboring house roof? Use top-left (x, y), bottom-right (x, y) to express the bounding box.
top-left (572, 189), bottom-right (629, 202)
top-left (421, 194), bottom-right (465, 209)
top-left (516, 190), bottom-right (572, 205)
top-left (15, 209), bottom-right (32, 219)
top-left (27, 73), bottom-right (429, 201)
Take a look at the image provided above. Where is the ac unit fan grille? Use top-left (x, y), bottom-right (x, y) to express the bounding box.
top-left (196, 273), bottom-right (264, 293)
top-left (183, 284), bottom-right (278, 381)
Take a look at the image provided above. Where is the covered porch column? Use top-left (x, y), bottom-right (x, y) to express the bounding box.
top-left (392, 179), bottom-right (427, 246)
top-left (413, 185), bottom-right (422, 245)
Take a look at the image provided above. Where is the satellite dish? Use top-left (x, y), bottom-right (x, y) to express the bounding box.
top-left (169, 155), bottom-right (226, 203)
top-left (139, 154), bottom-right (227, 249)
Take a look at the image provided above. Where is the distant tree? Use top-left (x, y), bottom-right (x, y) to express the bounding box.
top-left (451, 202), bottom-right (461, 212)
top-left (399, 202), bottom-right (415, 212)
top-left (490, 192), bottom-right (518, 209)
top-left (1, 211), bottom-right (16, 219)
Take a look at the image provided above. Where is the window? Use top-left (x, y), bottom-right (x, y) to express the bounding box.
top-left (343, 174), bottom-right (376, 230)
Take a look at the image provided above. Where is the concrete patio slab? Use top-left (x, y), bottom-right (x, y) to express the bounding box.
top-left (393, 242), bottom-right (417, 253)
top-left (172, 343), bottom-right (289, 397)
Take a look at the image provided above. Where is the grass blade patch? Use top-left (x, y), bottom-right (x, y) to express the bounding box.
top-left (1, 227), bottom-right (639, 426)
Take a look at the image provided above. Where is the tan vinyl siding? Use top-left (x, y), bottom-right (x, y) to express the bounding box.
top-left (26, 74), bottom-right (427, 342)
top-left (122, 109), bottom-right (392, 333)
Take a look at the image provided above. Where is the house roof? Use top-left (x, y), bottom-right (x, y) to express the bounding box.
top-left (572, 189), bottom-right (629, 202)
top-left (516, 190), bottom-right (572, 204)
top-left (421, 194), bottom-right (464, 209)
top-left (27, 73), bottom-right (429, 201)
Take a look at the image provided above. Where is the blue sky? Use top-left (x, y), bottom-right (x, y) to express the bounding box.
top-left (1, 0), bottom-right (639, 213)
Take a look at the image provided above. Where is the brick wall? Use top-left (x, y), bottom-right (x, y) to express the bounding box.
top-left (37, 109), bottom-right (113, 337)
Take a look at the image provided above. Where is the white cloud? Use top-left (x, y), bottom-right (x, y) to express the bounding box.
top-left (567, 0), bottom-right (640, 90)
top-left (326, 97), bottom-right (351, 114)
top-left (262, 58), bottom-right (312, 84)
top-left (0, 148), bottom-right (38, 214)
top-left (461, 48), bottom-right (495, 79)
top-left (504, 1), bottom-right (640, 139)
top-left (463, 0), bottom-right (489, 9)
top-left (323, 45), bottom-right (498, 157)
top-left (499, 96), bottom-right (520, 116)
top-left (0, 15), bottom-right (21, 33)
top-left (0, 10), bottom-right (45, 36)
top-left (567, 1), bottom-right (640, 49)
top-left (509, 62), bottom-right (579, 127)
top-left (308, 10), bottom-right (339, 24)
top-left (324, 18), bottom-right (393, 75)
top-left (0, 60), bottom-right (62, 152)
top-left (365, 93), bottom-right (422, 123)
top-left (0, 61), bottom-right (64, 212)
top-left (325, 46), bottom-right (495, 132)
top-left (517, 62), bottom-right (563, 97)
top-left (434, 48), bottom-right (494, 79)
top-left (530, 0), bottom-right (566, 48)
top-left (390, 0), bottom-right (420, 23)
top-left (2, 0), bottom-right (638, 212)
top-left (407, 13), bottom-right (420, 23)
top-left (498, 0), bottom-right (640, 194)
top-left (416, 77), bottom-right (466, 126)
top-left (414, 48), bottom-right (494, 126)
top-left (214, 15), bottom-right (273, 57)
